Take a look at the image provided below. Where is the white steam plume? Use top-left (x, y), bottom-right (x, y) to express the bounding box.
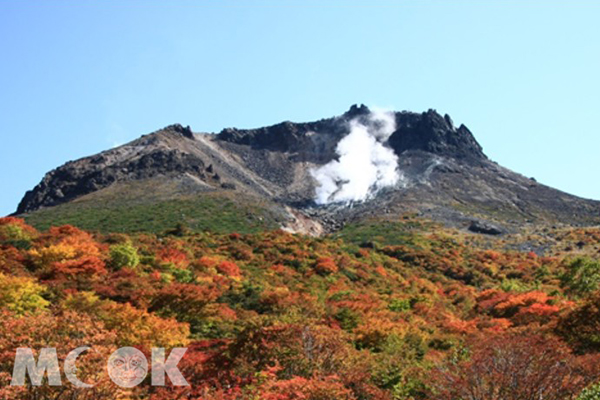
top-left (311, 110), bottom-right (400, 205)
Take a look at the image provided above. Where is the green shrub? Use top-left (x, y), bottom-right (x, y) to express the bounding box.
top-left (335, 307), bottom-right (360, 331)
top-left (561, 257), bottom-right (600, 297)
top-left (388, 298), bottom-right (411, 312)
top-left (578, 382), bottom-right (600, 400)
top-left (500, 278), bottom-right (531, 293)
top-left (168, 265), bottom-right (194, 283)
top-left (109, 242), bottom-right (140, 269)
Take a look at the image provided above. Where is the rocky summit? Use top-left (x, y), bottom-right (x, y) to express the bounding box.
top-left (16, 105), bottom-right (600, 235)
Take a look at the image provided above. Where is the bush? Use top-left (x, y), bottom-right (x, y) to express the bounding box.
top-left (335, 307), bottom-right (360, 331)
top-left (0, 217), bottom-right (36, 249)
top-left (429, 334), bottom-right (594, 400)
top-left (315, 257), bottom-right (338, 275)
top-left (557, 291), bottom-right (600, 353)
top-left (388, 298), bottom-right (411, 312)
top-left (578, 383), bottom-right (600, 400)
top-left (0, 273), bottom-right (49, 315)
top-left (561, 257), bottom-right (600, 297)
top-left (109, 242), bottom-right (140, 269)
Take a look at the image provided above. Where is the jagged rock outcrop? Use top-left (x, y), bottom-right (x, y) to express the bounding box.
top-left (388, 110), bottom-right (486, 162)
top-left (165, 123), bottom-right (194, 139)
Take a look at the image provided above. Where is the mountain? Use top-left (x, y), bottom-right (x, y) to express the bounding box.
top-left (16, 105), bottom-right (600, 235)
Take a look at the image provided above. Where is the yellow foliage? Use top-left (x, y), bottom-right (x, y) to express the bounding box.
top-left (0, 273), bottom-right (49, 315)
top-left (64, 292), bottom-right (189, 348)
top-left (29, 231), bottom-right (102, 267)
top-left (29, 243), bottom-right (78, 265)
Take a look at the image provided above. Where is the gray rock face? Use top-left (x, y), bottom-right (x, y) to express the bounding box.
top-left (216, 105), bottom-right (485, 163)
top-left (388, 110), bottom-right (486, 163)
top-left (16, 125), bottom-right (206, 214)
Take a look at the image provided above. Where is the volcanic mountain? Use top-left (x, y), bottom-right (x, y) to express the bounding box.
top-left (15, 105), bottom-right (600, 235)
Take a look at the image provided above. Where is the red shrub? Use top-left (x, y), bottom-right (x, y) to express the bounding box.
top-left (216, 260), bottom-right (241, 277)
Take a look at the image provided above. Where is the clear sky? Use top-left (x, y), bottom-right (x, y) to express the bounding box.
top-left (1, 1), bottom-right (599, 216)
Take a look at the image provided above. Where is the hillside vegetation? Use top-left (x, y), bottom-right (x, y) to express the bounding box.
top-left (1, 217), bottom-right (600, 399)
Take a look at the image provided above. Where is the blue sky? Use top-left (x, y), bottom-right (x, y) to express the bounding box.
top-left (1, 1), bottom-right (599, 216)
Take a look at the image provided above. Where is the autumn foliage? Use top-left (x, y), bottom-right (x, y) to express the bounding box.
top-left (0, 217), bottom-right (599, 399)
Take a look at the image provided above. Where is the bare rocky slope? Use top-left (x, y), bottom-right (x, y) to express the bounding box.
top-left (16, 105), bottom-right (600, 235)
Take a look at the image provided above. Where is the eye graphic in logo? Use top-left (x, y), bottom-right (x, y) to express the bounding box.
top-left (107, 347), bottom-right (148, 388)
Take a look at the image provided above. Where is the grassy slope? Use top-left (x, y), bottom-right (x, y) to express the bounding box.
top-left (333, 217), bottom-right (439, 247)
top-left (23, 193), bottom-right (282, 234)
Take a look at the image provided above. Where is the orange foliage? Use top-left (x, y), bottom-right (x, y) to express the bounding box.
top-left (477, 289), bottom-right (559, 324)
top-left (442, 313), bottom-right (477, 334)
top-left (315, 257), bottom-right (338, 275)
top-left (157, 247), bottom-right (189, 268)
top-left (197, 255), bottom-right (219, 270)
top-left (259, 372), bottom-right (357, 400)
top-left (52, 255), bottom-right (107, 278)
top-left (216, 260), bottom-right (241, 277)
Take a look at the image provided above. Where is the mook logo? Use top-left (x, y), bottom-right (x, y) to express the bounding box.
top-left (10, 347), bottom-right (188, 388)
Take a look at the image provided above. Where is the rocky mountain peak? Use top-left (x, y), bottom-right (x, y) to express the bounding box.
top-left (15, 106), bottom-right (490, 215)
